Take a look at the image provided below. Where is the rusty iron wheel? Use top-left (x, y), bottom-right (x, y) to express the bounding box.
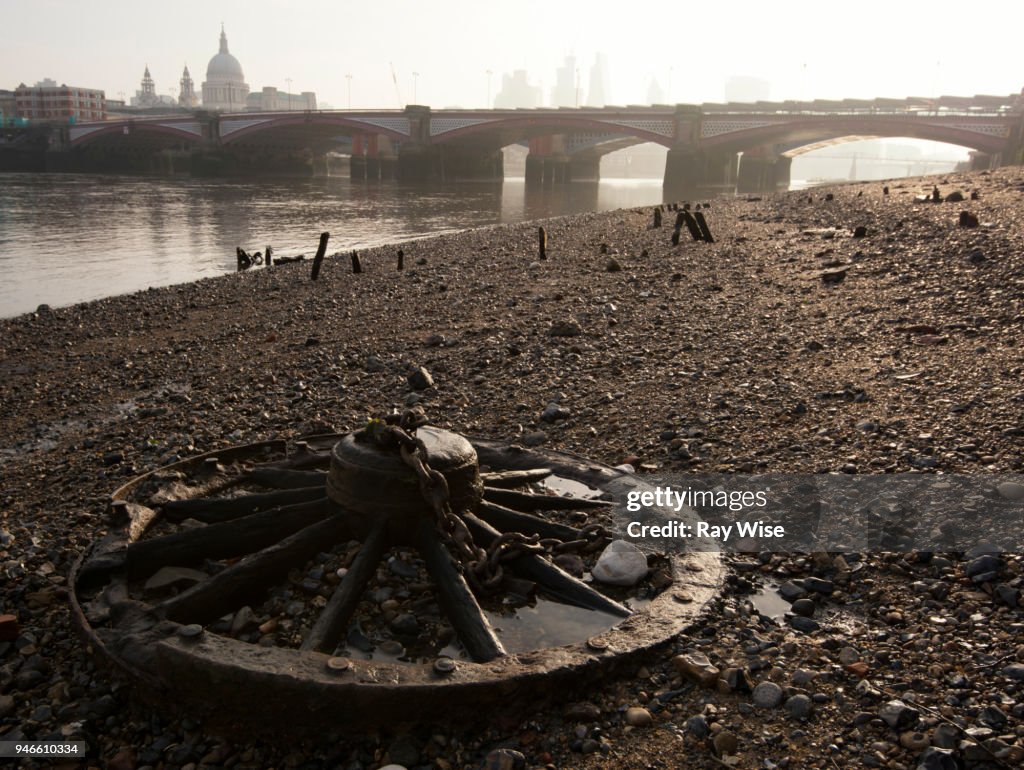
top-left (70, 429), bottom-right (723, 736)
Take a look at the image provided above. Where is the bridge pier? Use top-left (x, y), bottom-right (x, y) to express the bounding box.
top-left (568, 156), bottom-right (601, 182)
top-left (437, 146), bottom-right (504, 182)
top-left (737, 147), bottom-right (788, 194)
top-left (663, 148), bottom-right (737, 200)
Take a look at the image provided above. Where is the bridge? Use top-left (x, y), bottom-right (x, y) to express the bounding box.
top-left (53, 92), bottom-right (1024, 196)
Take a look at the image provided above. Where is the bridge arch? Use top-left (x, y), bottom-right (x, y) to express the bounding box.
top-left (70, 121), bottom-right (204, 149)
top-left (702, 116), bottom-right (1009, 156)
top-left (431, 115), bottom-right (676, 150)
top-left (219, 113), bottom-right (410, 147)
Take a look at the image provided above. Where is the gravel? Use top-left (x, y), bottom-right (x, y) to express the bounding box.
top-left (2, 168), bottom-right (1023, 769)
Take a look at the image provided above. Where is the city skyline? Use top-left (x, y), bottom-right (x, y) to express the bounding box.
top-left (2, 0), bottom-right (1022, 111)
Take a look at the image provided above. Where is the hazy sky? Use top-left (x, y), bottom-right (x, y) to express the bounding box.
top-left (3, 0), bottom-right (1022, 109)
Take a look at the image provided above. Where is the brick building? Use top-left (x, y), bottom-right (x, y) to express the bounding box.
top-left (15, 80), bottom-right (106, 122)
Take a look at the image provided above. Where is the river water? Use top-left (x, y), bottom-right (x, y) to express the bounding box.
top-left (0, 173), bottom-right (665, 318)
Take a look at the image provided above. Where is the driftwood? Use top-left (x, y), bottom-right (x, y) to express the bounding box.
top-left (538, 226), bottom-right (547, 259)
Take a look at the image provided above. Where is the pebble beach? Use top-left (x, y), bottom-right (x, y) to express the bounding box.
top-left (2, 166), bottom-right (1023, 769)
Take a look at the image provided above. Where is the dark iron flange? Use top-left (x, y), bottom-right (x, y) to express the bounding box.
top-left (69, 428), bottom-right (724, 736)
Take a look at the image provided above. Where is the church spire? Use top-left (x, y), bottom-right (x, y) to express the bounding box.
top-left (219, 24), bottom-right (229, 54)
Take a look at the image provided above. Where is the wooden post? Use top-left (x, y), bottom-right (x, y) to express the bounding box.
top-left (671, 228), bottom-right (681, 246)
top-left (351, 250), bottom-right (362, 273)
top-left (681, 211), bottom-right (703, 241)
top-left (653, 208), bottom-right (662, 228)
top-left (538, 226), bottom-right (547, 260)
top-left (397, 248), bottom-right (404, 270)
top-left (310, 232), bottom-right (330, 281)
top-left (265, 245), bottom-right (273, 267)
top-left (693, 211), bottom-right (715, 243)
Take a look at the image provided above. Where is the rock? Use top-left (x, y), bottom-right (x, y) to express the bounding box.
top-left (673, 652), bottom-right (720, 688)
top-left (788, 615), bottom-right (820, 633)
top-left (0, 694), bottom-right (15, 718)
top-left (408, 366), bottom-right (434, 390)
top-left (580, 739), bottom-right (601, 754)
top-left (965, 554), bottom-right (1003, 577)
top-left (996, 481), bottom-right (1024, 501)
top-left (553, 553), bottom-right (585, 577)
top-left (230, 606), bottom-right (256, 636)
top-left (591, 540), bottom-right (648, 586)
top-left (540, 402), bottom-right (571, 423)
top-left (522, 431), bottom-right (547, 447)
top-left (389, 613), bottom-right (420, 636)
top-left (483, 748), bottom-right (526, 770)
top-left (958, 211), bottom-right (979, 228)
top-left (931, 723), bottom-right (959, 749)
top-left (778, 581), bottom-right (807, 602)
top-left (0, 614), bottom-right (19, 642)
top-left (712, 730), bottom-right (738, 757)
top-left (364, 354), bottom-right (386, 372)
top-left (107, 749), bottom-right (136, 770)
top-left (386, 735), bottom-right (420, 768)
top-left (995, 584), bottom-right (1020, 607)
top-left (565, 702), bottom-right (601, 721)
top-left (143, 566), bottom-right (208, 593)
top-left (791, 598), bottom-right (816, 617)
top-left (821, 267), bottom-right (848, 285)
top-left (605, 258), bottom-right (622, 272)
top-left (916, 747), bottom-right (958, 770)
top-left (969, 248), bottom-right (986, 263)
top-left (752, 681), bottom-right (784, 708)
top-left (624, 706), bottom-right (653, 727)
top-left (999, 663), bottom-right (1024, 679)
top-left (879, 699), bottom-right (919, 729)
top-left (785, 694), bottom-right (813, 720)
top-left (803, 576), bottom-right (834, 595)
top-left (853, 225), bottom-right (868, 238)
top-left (900, 731), bottom-right (930, 750)
top-left (549, 320), bottom-right (582, 337)
top-left (686, 714), bottom-right (710, 738)
top-left (944, 190), bottom-right (965, 202)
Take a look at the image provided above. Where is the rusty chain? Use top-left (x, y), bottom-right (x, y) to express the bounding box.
top-left (358, 408), bottom-right (609, 596)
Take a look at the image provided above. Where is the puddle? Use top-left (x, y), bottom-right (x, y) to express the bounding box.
top-left (750, 584), bottom-right (790, 621)
top-left (485, 597), bottom-right (622, 654)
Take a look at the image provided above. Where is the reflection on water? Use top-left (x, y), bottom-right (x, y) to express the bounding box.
top-left (485, 597), bottom-right (621, 654)
top-left (0, 173), bottom-right (664, 318)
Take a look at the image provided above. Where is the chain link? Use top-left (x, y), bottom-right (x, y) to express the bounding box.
top-left (363, 408), bottom-right (610, 596)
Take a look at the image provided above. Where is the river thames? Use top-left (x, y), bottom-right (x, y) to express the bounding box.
top-left (0, 173), bottom-right (669, 318)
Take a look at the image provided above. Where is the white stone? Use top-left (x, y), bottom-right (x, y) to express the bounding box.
top-left (592, 540), bottom-right (649, 586)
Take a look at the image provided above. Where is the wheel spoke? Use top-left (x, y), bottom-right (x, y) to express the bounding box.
top-left (477, 500), bottom-right (581, 541)
top-left (464, 513), bottom-right (631, 618)
top-left (160, 515), bottom-right (350, 625)
top-left (482, 487), bottom-right (612, 512)
top-left (478, 468), bottom-right (552, 488)
top-left (415, 518), bottom-right (506, 663)
top-left (163, 486), bottom-right (326, 523)
top-left (244, 467), bottom-right (327, 489)
top-left (126, 498), bottom-right (333, 578)
top-left (301, 521), bottom-right (389, 653)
